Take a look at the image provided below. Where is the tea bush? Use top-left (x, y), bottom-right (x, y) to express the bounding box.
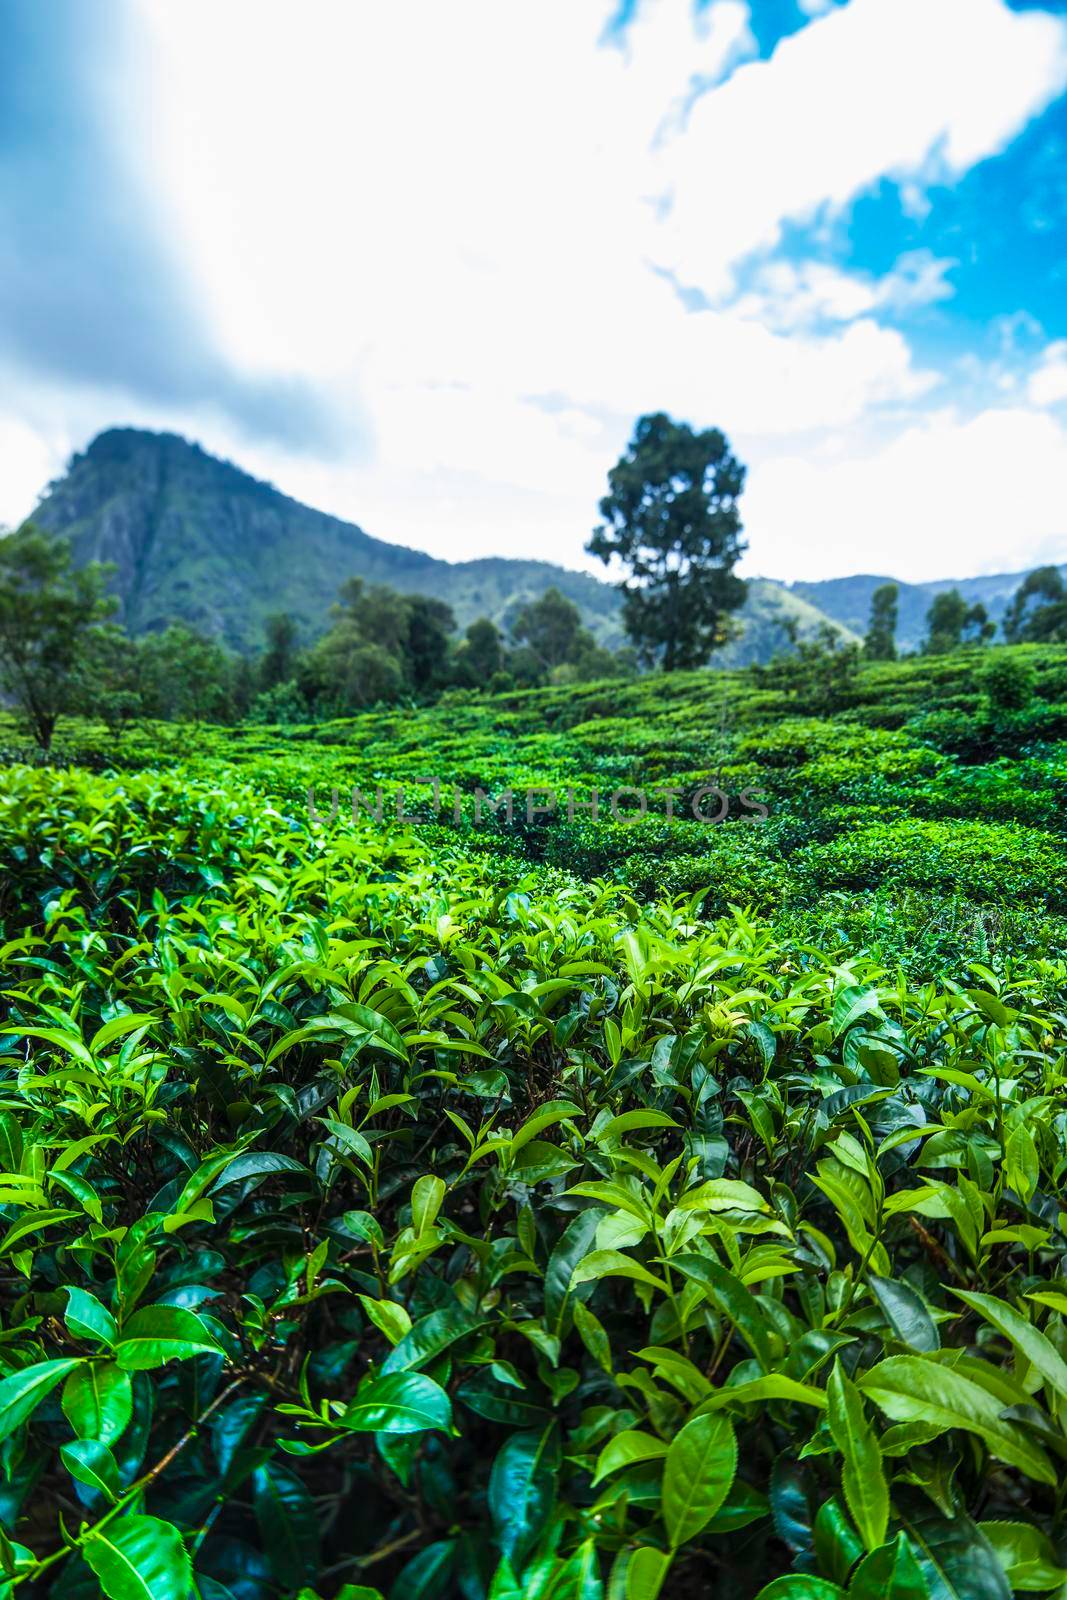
top-left (0, 646), bottom-right (1066, 1599)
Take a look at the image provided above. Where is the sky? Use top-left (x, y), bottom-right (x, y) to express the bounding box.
top-left (1, 0), bottom-right (1066, 583)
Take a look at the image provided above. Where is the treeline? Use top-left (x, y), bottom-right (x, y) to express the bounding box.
top-left (250, 576), bottom-right (632, 723)
top-left (753, 567), bottom-right (1066, 714)
top-left (2, 396), bottom-right (1064, 750)
top-left (863, 567), bottom-right (1067, 661)
top-left (0, 525), bottom-right (633, 748)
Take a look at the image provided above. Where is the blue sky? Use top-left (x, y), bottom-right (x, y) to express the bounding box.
top-left (1, 0), bottom-right (1066, 581)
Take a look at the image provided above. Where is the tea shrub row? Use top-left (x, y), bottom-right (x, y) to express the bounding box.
top-left (0, 761), bottom-right (1066, 1598)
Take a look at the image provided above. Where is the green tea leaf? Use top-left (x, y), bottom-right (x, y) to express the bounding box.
top-left (592, 1429), bottom-right (669, 1486)
top-left (0, 1358), bottom-right (83, 1443)
top-left (754, 1581), bottom-right (846, 1598)
top-left (848, 1533), bottom-right (929, 1600)
top-left (253, 1462), bottom-right (321, 1590)
top-left (662, 1412), bottom-right (737, 1548)
top-left (62, 1361), bottom-right (133, 1445)
top-left (954, 1290), bottom-right (1067, 1402)
top-left (357, 1294), bottom-right (413, 1345)
top-left (339, 1371), bottom-right (452, 1435)
top-left (114, 1306), bottom-right (223, 1370)
top-left (978, 1521), bottom-right (1067, 1592)
top-left (826, 1360), bottom-right (887, 1553)
top-left (623, 1547), bottom-right (672, 1600)
top-left (60, 1438), bottom-right (120, 1502)
top-left (859, 1356), bottom-right (1054, 1483)
top-left (84, 1513), bottom-right (192, 1600)
top-left (868, 1275), bottom-right (939, 1353)
top-left (65, 1285), bottom-right (118, 1348)
top-left (489, 1425), bottom-right (559, 1568)
top-left (411, 1174), bottom-right (446, 1235)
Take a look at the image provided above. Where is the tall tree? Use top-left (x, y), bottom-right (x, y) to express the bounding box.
top-left (260, 612), bottom-right (299, 690)
top-left (309, 633), bottom-right (404, 710)
top-left (864, 583), bottom-right (898, 661)
top-left (333, 578), bottom-right (412, 660)
top-left (0, 525), bottom-right (116, 750)
top-left (454, 617), bottom-right (506, 687)
top-left (1003, 566), bottom-right (1067, 643)
top-left (405, 595), bottom-right (456, 693)
top-left (922, 590), bottom-right (994, 655)
top-left (510, 588), bottom-right (586, 672)
top-left (317, 578), bottom-right (455, 703)
top-left (78, 623), bottom-right (142, 738)
top-left (138, 625), bottom-right (234, 723)
top-left (587, 412), bottom-right (747, 670)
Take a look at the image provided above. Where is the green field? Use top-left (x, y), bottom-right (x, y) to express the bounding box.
top-left (1, 645), bottom-right (1066, 1599)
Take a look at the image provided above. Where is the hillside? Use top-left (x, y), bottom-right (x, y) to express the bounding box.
top-left (29, 428), bottom-right (623, 652)
top-left (28, 427), bottom-right (856, 662)
top-left (25, 426), bottom-right (1051, 663)
top-left (792, 565), bottom-right (1067, 652)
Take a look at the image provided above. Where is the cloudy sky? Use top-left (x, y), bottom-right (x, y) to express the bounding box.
top-left (1, 0), bottom-right (1066, 581)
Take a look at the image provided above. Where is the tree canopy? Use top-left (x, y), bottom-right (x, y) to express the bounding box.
top-left (864, 582), bottom-right (898, 661)
top-left (922, 590), bottom-right (995, 655)
top-left (587, 412), bottom-right (748, 670)
top-left (0, 525), bottom-right (116, 749)
top-left (1003, 566), bottom-right (1067, 644)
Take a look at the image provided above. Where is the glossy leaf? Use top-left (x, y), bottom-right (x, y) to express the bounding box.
top-left (83, 1514), bottom-right (192, 1600)
top-left (859, 1356), bottom-right (1054, 1483)
top-left (339, 1371), bottom-right (452, 1435)
top-left (113, 1306), bottom-right (223, 1370)
top-left (827, 1360), bottom-right (888, 1553)
top-left (662, 1413), bottom-right (737, 1549)
top-left (489, 1426), bottom-right (559, 1568)
top-left (0, 1358), bottom-right (83, 1443)
top-left (62, 1361), bottom-right (133, 1446)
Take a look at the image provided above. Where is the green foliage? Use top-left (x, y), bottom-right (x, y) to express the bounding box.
top-left (982, 652), bottom-right (1036, 714)
top-left (259, 612), bottom-right (300, 691)
top-left (510, 587), bottom-right (588, 672)
top-left (1003, 567), bottom-right (1067, 645)
top-left (453, 617), bottom-right (508, 688)
top-left (287, 580), bottom-right (632, 716)
top-left (138, 623), bottom-right (236, 723)
top-left (76, 624), bottom-right (143, 740)
top-left (755, 623), bottom-right (862, 713)
top-left (863, 584), bottom-right (898, 662)
top-left (509, 588), bottom-right (630, 687)
top-left (588, 412), bottom-right (748, 669)
top-left (0, 524), bottom-right (116, 750)
top-left (923, 590), bottom-right (995, 655)
top-left (0, 644), bottom-right (1064, 1596)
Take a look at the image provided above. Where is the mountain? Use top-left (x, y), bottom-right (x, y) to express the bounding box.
top-left (714, 578), bottom-right (860, 667)
top-left (27, 426), bottom-right (856, 663)
top-left (29, 428), bottom-right (624, 652)
top-left (24, 426), bottom-right (1050, 665)
top-left (790, 567), bottom-right (1067, 654)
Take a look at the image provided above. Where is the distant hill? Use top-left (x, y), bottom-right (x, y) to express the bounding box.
top-left (713, 577), bottom-right (861, 667)
top-left (28, 428), bottom-right (624, 652)
top-left (790, 567), bottom-right (1067, 654)
top-left (22, 427), bottom-right (1054, 664)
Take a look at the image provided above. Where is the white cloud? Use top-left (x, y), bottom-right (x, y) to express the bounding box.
top-left (1029, 340), bottom-right (1067, 407)
top-left (2, 0), bottom-right (1065, 589)
top-left (743, 406), bottom-right (1067, 581)
top-left (731, 250), bottom-right (955, 332)
top-left (0, 415), bottom-right (63, 529)
top-left (660, 0), bottom-right (1067, 294)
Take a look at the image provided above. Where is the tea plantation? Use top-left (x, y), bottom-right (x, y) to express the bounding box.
top-left (1, 645), bottom-right (1066, 1599)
